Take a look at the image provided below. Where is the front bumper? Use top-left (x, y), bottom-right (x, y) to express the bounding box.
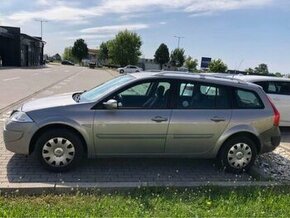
top-left (3, 120), bottom-right (38, 155)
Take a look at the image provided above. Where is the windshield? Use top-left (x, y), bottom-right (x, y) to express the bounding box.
top-left (79, 75), bottom-right (134, 103)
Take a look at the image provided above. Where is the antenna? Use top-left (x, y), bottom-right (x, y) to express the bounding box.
top-left (173, 35), bottom-right (185, 48)
top-left (34, 19), bottom-right (48, 39)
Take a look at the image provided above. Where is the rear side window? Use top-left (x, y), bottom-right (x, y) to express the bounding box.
top-left (233, 89), bottom-right (264, 109)
top-left (177, 82), bottom-right (230, 109)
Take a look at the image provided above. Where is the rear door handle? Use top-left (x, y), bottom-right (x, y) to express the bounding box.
top-left (152, 116), bottom-right (168, 122)
top-left (211, 117), bottom-right (226, 122)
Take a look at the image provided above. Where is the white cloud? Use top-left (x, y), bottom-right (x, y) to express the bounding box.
top-left (66, 34), bottom-right (115, 40)
top-left (8, 6), bottom-right (96, 24)
top-left (81, 24), bottom-right (149, 34)
top-left (5, 0), bottom-right (272, 24)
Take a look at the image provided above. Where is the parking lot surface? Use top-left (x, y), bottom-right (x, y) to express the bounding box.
top-left (0, 65), bottom-right (289, 190)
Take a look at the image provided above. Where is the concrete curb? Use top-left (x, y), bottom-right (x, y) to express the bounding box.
top-left (0, 181), bottom-right (287, 195)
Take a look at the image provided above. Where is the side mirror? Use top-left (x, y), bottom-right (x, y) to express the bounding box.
top-left (103, 99), bottom-right (118, 110)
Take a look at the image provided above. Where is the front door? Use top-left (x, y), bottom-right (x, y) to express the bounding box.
top-left (165, 81), bottom-right (232, 155)
top-left (94, 79), bottom-right (173, 154)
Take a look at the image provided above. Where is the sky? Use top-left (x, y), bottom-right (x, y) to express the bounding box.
top-left (0, 0), bottom-right (290, 73)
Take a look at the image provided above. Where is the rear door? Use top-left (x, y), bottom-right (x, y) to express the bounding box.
top-left (165, 81), bottom-right (232, 155)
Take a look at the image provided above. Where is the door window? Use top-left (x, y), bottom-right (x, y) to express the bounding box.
top-left (110, 81), bottom-right (172, 109)
top-left (177, 82), bottom-right (230, 109)
top-left (255, 81), bottom-right (290, 96)
top-left (121, 83), bottom-right (151, 96)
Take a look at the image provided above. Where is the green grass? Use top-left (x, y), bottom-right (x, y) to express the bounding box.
top-left (1, 187), bottom-right (290, 217)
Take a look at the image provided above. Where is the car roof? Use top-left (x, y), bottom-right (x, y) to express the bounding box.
top-left (130, 71), bottom-right (260, 88)
top-left (233, 75), bottom-right (290, 82)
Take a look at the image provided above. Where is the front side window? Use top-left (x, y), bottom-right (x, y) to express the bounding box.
top-left (121, 83), bottom-right (151, 96)
top-left (177, 82), bottom-right (230, 109)
top-left (233, 89), bottom-right (264, 109)
top-left (110, 80), bottom-right (172, 109)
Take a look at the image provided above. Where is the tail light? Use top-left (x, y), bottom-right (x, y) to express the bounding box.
top-left (267, 96), bottom-right (280, 127)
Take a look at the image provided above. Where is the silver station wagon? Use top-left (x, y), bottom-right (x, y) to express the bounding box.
top-left (4, 72), bottom-right (281, 173)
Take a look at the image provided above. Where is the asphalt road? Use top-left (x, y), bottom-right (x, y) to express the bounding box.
top-left (0, 65), bottom-right (116, 111)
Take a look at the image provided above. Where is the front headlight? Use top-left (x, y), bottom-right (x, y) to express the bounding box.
top-left (10, 111), bottom-right (34, 123)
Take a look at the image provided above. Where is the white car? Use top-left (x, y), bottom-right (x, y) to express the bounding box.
top-left (235, 75), bottom-right (290, 127)
top-left (117, 65), bottom-right (143, 74)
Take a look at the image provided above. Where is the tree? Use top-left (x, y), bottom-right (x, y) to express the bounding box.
top-left (208, 59), bottom-right (228, 73)
top-left (275, 72), bottom-right (283, 77)
top-left (71, 39), bottom-right (88, 63)
top-left (62, 47), bottom-right (75, 62)
top-left (98, 42), bottom-right (109, 63)
top-left (185, 56), bottom-right (198, 72)
top-left (254, 63), bottom-right (269, 74)
top-left (170, 48), bottom-right (185, 67)
top-left (108, 30), bottom-right (142, 66)
top-left (154, 43), bottom-right (170, 69)
top-left (245, 68), bottom-right (254, 74)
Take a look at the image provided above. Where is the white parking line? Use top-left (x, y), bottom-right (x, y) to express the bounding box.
top-left (3, 77), bottom-right (20, 82)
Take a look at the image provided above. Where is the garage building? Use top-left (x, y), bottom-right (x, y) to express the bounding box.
top-left (0, 26), bottom-right (45, 67)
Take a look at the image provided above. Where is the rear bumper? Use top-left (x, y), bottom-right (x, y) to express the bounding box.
top-left (260, 127), bottom-right (281, 154)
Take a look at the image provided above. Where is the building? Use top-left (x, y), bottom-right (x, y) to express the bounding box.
top-left (88, 49), bottom-right (99, 63)
top-left (138, 58), bottom-right (160, 71)
top-left (0, 26), bottom-right (45, 67)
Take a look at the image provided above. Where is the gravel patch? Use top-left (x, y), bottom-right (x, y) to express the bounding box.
top-left (255, 146), bottom-right (290, 181)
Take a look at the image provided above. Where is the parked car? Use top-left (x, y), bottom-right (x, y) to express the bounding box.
top-left (232, 75), bottom-right (290, 127)
top-left (177, 67), bottom-right (189, 72)
top-left (117, 65), bottom-right (142, 74)
top-left (89, 61), bottom-right (96, 69)
top-left (61, 60), bottom-right (74, 66)
top-left (4, 72), bottom-right (281, 173)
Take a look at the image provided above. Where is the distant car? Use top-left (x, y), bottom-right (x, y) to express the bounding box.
top-left (89, 62), bottom-right (96, 69)
top-left (234, 75), bottom-right (290, 127)
top-left (4, 72), bottom-right (281, 173)
top-left (61, 60), bottom-right (74, 66)
top-left (117, 65), bottom-right (142, 74)
top-left (177, 67), bottom-right (189, 72)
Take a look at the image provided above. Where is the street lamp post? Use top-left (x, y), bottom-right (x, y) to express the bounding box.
top-left (35, 19), bottom-right (48, 39)
top-left (173, 35), bottom-right (184, 48)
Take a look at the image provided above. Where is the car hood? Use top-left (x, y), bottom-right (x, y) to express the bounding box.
top-left (21, 92), bottom-right (77, 112)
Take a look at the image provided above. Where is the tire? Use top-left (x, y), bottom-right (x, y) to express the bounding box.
top-left (35, 128), bottom-right (84, 172)
top-left (217, 136), bottom-right (257, 173)
top-left (120, 69), bottom-right (124, 74)
top-left (135, 70), bottom-right (140, 73)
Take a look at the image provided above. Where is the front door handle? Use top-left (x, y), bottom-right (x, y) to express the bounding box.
top-left (152, 116), bottom-right (168, 122)
top-left (211, 116), bottom-right (226, 122)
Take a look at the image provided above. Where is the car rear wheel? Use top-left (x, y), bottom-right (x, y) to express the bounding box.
top-left (120, 69), bottom-right (124, 74)
top-left (218, 136), bottom-right (257, 173)
top-left (35, 128), bottom-right (84, 172)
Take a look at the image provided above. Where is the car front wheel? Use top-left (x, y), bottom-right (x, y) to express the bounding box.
top-left (35, 128), bottom-right (84, 172)
top-left (218, 136), bottom-right (257, 173)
